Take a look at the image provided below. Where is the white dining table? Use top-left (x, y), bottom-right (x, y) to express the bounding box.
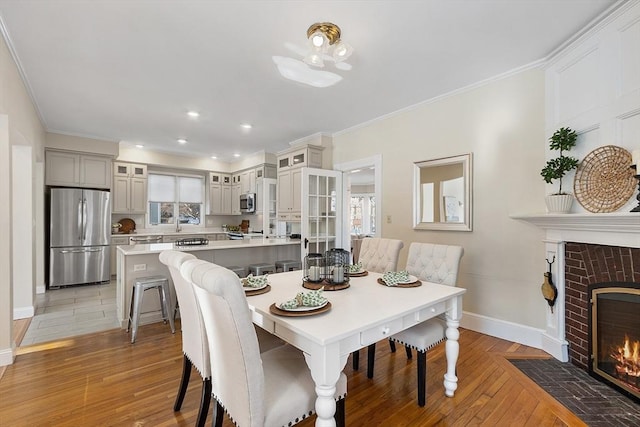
top-left (246, 270), bottom-right (466, 427)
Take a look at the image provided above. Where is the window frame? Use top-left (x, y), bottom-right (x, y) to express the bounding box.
top-left (146, 171), bottom-right (205, 230)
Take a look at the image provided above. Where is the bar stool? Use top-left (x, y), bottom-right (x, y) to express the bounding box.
top-left (275, 259), bottom-right (302, 272)
top-left (228, 265), bottom-right (247, 278)
top-left (127, 275), bottom-right (175, 343)
top-left (248, 263), bottom-right (275, 276)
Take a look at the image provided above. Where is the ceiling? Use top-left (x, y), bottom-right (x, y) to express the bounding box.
top-left (0, 0), bottom-right (618, 162)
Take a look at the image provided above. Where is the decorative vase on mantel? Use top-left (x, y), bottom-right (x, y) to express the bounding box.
top-left (545, 194), bottom-right (574, 214)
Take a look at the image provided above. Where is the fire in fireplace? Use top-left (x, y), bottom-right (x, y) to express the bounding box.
top-left (588, 282), bottom-right (640, 403)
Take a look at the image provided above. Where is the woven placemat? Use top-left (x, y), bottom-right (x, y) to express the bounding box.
top-left (573, 145), bottom-right (636, 212)
top-left (302, 280), bottom-right (349, 291)
top-left (244, 285), bottom-right (271, 296)
top-left (377, 278), bottom-right (422, 288)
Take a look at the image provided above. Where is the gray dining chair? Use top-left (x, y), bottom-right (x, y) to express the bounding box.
top-left (387, 242), bottom-right (464, 406)
top-left (182, 259), bottom-right (347, 427)
top-left (159, 250), bottom-right (283, 427)
top-left (351, 237), bottom-right (404, 374)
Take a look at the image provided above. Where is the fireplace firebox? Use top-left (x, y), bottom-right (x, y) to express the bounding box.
top-left (588, 282), bottom-right (640, 403)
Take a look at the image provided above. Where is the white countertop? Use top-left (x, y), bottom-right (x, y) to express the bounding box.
top-left (118, 237), bottom-right (299, 255)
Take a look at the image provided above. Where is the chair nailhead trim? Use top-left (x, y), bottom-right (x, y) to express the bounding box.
top-left (389, 337), bottom-right (445, 352)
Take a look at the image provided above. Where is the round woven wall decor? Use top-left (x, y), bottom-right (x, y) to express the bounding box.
top-left (573, 145), bottom-right (635, 213)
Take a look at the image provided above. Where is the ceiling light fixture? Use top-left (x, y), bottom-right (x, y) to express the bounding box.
top-left (304, 22), bottom-right (353, 68)
top-left (135, 144), bottom-right (144, 149)
top-left (233, 153), bottom-right (240, 158)
top-left (177, 138), bottom-right (187, 144)
top-left (211, 156), bottom-right (217, 159)
top-left (187, 111), bottom-right (200, 118)
top-left (240, 123), bottom-right (252, 130)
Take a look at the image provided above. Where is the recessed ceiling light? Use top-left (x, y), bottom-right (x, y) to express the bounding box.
top-left (240, 123), bottom-right (252, 130)
top-left (177, 138), bottom-right (187, 144)
top-left (211, 156), bottom-right (217, 159)
top-left (233, 153), bottom-right (240, 158)
top-left (135, 144), bottom-right (144, 149)
top-left (187, 111), bottom-right (200, 118)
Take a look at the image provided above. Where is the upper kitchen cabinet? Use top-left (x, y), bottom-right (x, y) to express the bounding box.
top-left (112, 162), bottom-right (148, 214)
top-left (255, 164), bottom-right (277, 180)
top-left (277, 168), bottom-right (303, 221)
top-left (277, 146), bottom-right (323, 170)
top-left (240, 169), bottom-right (256, 194)
top-left (276, 146), bottom-right (324, 221)
top-left (45, 150), bottom-right (112, 189)
top-left (113, 162), bottom-right (147, 179)
top-left (208, 172), bottom-right (232, 215)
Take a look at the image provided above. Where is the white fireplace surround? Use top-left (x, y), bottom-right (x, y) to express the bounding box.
top-left (512, 212), bottom-right (640, 361)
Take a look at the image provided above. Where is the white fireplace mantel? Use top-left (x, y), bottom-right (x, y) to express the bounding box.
top-left (511, 212), bottom-right (640, 248)
top-left (510, 212), bottom-right (639, 362)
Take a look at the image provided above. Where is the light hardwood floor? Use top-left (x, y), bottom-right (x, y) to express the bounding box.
top-left (0, 323), bottom-right (585, 426)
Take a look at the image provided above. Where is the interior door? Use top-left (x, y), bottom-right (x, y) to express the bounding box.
top-left (301, 168), bottom-right (343, 258)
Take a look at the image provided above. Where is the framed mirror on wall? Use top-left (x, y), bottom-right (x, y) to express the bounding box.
top-left (413, 153), bottom-right (472, 231)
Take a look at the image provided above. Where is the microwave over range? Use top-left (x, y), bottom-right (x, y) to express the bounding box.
top-left (240, 193), bottom-right (255, 213)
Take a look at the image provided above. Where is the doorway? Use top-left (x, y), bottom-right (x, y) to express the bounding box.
top-left (334, 155), bottom-right (382, 262)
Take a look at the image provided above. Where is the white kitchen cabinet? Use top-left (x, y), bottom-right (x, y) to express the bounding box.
top-left (46, 150), bottom-right (112, 189)
top-left (255, 164), bottom-right (277, 180)
top-left (277, 146), bottom-right (323, 171)
top-left (208, 172), bottom-right (232, 215)
top-left (240, 169), bottom-right (256, 194)
top-left (110, 235), bottom-right (130, 276)
top-left (112, 162), bottom-right (148, 214)
top-left (209, 172), bottom-right (231, 185)
top-left (277, 168), bottom-right (303, 221)
top-left (256, 178), bottom-right (277, 234)
top-left (231, 182), bottom-right (241, 215)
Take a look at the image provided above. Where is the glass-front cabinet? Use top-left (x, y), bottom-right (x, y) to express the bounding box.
top-left (302, 168), bottom-right (342, 256)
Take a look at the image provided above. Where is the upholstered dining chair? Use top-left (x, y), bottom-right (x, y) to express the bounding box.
top-left (386, 242), bottom-right (464, 406)
top-left (159, 250), bottom-right (284, 427)
top-left (182, 259), bottom-right (347, 427)
top-left (351, 237), bottom-right (404, 374)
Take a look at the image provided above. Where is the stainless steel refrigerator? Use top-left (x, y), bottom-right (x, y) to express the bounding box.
top-left (49, 188), bottom-right (111, 288)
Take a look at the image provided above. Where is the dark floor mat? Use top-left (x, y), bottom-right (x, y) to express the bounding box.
top-left (510, 358), bottom-right (640, 427)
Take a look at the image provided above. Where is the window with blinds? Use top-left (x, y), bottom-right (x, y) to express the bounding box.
top-left (148, 173), bottom-right (204, 227)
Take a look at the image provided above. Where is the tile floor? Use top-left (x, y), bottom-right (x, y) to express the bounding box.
top-left (20, 280), bottom-right (120, 346)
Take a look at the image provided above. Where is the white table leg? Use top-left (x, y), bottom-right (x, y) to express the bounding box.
top-left (444, 316), bottom-right (460, 397)
top-left (304, 349), bottom-right (348, 427)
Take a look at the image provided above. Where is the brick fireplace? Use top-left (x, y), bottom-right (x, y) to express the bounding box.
top-left (513, 212), bottom-right (640, 363)
top-left (563, 242), bottom-right (640, 401)
top-left (564, 243), bottom-right (640, 369)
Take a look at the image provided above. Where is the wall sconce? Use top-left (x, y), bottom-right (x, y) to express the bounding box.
top-left (304, 22), bottom-right (353, 68)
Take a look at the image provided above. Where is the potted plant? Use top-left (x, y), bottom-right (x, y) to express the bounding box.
top-left (540, 127), bottom-right (579, 213)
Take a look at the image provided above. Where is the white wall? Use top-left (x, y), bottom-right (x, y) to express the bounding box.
top-left (12, 145), bottom-right (34, 319)
top-left (0, 27), bottom-right (46, 365)
top-left (333, 68), bottom-right (549, 337)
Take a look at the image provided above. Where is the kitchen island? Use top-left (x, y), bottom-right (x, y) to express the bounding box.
top-left (116, 238), bottom-right (300, 328)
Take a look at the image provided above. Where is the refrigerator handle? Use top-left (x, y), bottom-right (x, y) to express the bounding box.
top-left (60, 248), bottom-right (102, 254)
top-left (77, 198), bottom-right (84, 241)
top-left (82, 198), bottom-right (88, 241)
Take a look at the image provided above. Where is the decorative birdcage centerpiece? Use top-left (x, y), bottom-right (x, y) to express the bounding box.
top-left (303, 253), bottom-right (325, 283)
top-left (325, 248), bottom-right (351, 285)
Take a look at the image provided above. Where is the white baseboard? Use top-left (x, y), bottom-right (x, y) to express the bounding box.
top-left (460, 311), bottom-right (548, 353)
top-left (0, 345), bottom-right (16, 367)
top-left (541, 332), bottom-right (570, 362)
top-left (13, 306), bottom-right (34, 320)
